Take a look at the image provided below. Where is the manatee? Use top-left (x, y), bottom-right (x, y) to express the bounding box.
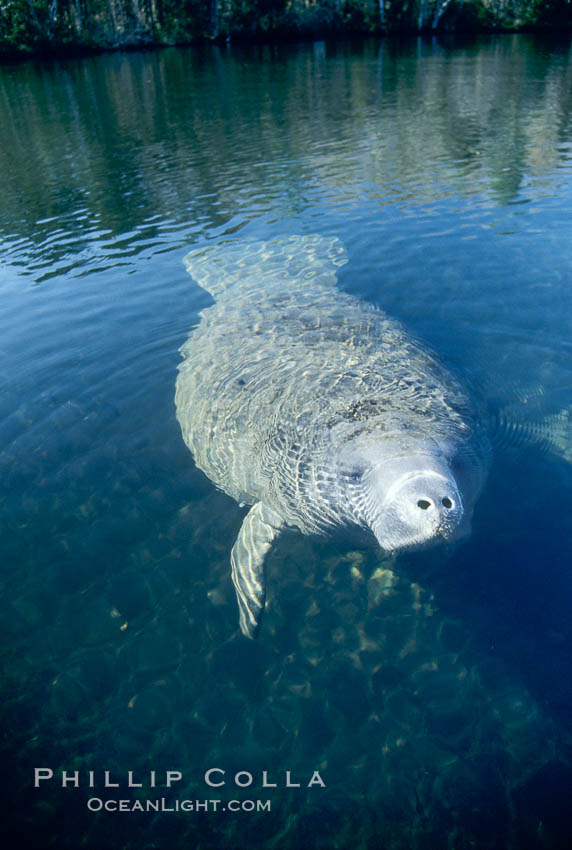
top-left (175, 235), bottom-right (490, 637)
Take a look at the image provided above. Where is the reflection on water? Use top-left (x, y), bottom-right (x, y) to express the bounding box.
top-left (2, 36), bottom-right (572, 282)
top-left (1, 33), bottom-right (572, 850)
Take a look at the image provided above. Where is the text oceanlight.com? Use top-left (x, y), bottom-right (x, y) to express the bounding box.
top-left (87, 798), bottom-right (271, 813)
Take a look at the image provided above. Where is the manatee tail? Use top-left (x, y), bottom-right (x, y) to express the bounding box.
top-left (183, 234), bottom-right (348, 299)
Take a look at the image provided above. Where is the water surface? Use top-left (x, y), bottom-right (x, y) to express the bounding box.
top-left (1, 34), bottom-right (572, 850)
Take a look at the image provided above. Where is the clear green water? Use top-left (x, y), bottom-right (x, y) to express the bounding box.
top-left (1, 34), bottom-right (572, 850)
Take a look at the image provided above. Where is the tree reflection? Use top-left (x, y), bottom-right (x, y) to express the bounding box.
top-left (0, 36), bottom-right (571, 274)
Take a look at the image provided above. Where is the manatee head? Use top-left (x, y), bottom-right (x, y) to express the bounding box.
top-left (336, 428), bottom-right (474, 552)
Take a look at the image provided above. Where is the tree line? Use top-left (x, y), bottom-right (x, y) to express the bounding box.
top-left (0, 0), bottom-right (570, 57)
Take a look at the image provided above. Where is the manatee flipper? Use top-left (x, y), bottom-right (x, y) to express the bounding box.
top-left (230, 503), bottom-right (284, 638)
top-left (492, 408), bottom-right (571, 460)
top-left (489, 384), bottom-right (571, 462)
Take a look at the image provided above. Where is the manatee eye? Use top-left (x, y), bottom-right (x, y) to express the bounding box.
top-left (347, 467), bottom-right (364, 484)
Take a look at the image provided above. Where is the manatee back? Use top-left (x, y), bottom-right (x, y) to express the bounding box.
top-left (175, 236), bottom-right (483, 525)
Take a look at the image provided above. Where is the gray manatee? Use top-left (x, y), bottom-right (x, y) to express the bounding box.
top-left (175, 235), bottom-right (490, 637)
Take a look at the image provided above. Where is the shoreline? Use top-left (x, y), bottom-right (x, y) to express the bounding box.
top-left (1, 23), bottom-right (571, 66)
top-left (1, 1), bottom-right (571, 66)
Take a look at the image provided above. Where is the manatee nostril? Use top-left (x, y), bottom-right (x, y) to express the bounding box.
top-left (441, 497), bottom-right (453, 509)
top-left (417, 499), bottom-right (432, 510)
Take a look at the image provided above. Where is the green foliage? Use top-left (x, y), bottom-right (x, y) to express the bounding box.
top-left (0, 0), bottom-right (570, 57)
top-left (230, 0), bottom-right (289, 34)
top-left (0, 1), bottom-right (41, 52)
top-left (531, 0), bottom-right (572, 27)
top-left (341, 0), bottom-right (382, 32)
top-left (384, 0), bottom-right (414, 31)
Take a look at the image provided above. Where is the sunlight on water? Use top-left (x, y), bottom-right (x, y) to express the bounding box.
top-left (1, 34), bottom-right (572, 850)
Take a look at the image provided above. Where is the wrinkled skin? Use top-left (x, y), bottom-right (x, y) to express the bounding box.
top-left (175, 236), bottom-right (490, 637)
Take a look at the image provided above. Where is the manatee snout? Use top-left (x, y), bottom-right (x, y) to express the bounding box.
top-left (348, 450), bottom-right (466, 552)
